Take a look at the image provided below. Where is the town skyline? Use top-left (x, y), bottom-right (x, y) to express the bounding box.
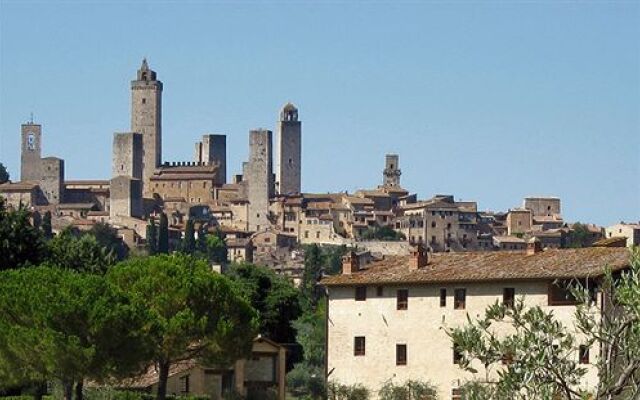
top-left (1, 1), bottom-right (638, 226)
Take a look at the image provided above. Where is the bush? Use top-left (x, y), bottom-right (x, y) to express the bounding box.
top-left (327, 381), bottom-right (370, 400)
top-left (378, 379), bottom-right (438, 400)
top-left (286, 364), bottom-right (325, 399)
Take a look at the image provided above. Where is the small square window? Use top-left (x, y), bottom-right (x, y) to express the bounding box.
top-left (354, 336), bottom-right (365, 356)
top-left (397, 289), bottom-right (408, 310)
top-left (454, 288), bottom-right (466, 310)
top-left (503, 288), bottom-right (515, 308)
top-left (396, 344), bottom-right (407, 366)
top-left (355, 286), bottom-right (367, 301)
top-left (579, 345), bottom-right (589, 364)
top-left (440, 288), bottom-right (447, 307)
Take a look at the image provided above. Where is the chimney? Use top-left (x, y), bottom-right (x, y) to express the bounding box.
top-left (342, 250), bottom-right (359, 275)
top-left (409, 243), bottom-right (430, 270)
top-left (526, 237), bottom-right (542, 256)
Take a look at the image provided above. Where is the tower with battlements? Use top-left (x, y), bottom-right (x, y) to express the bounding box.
top-left (276, 103), bottom-right (301, 195)
top-left (131, 59), bottom-right (162, 198)
top-left (383, 154), bottom-right (401, 188)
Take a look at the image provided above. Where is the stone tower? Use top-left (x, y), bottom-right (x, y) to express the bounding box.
top-left (383, 154), bottom-right (401, 187)
top-left (247, 129), bottom-right (273, 232)
top-left (21, 122), bottom-right (42, 181)
top-left (131, 59), bottom-right (162, 197)
top-left (194, 134), bottom-right (227, 184)
top-left (276, 103), bottom-right (302, 195)
top-left (112, 132), bottom-right (143, 180)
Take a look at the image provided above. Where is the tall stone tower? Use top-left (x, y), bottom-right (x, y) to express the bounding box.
top-left (194, 134), bottom-right (227, 184)
top-left (131, 59), bottom-right (162, 197)
top-left (383, 154), bottom-right (401, 188)
top-left (276, 103), bottom-right (301, 195)
top-left (21, 122), bottom-right (42, 181)
top-left (247, 129), bottom-right (274, 232)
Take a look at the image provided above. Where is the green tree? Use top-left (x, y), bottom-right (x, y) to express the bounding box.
top-left (0, 163), bottom-right (8, 184)
top-left (0, 266), bottom-right (153, 400)
top-left (447, 249), bottom-right (640, 400)
top-left (360, 224), bottom-right (406, 241)
top-left (181, 218), bottom-right (196, 254)
top-left (157, 213), bottom-right (169, 254)
top-left (196, 224), bottom-right (208, 255)
top-left (107, 254), bottom-right (258, 400)
top-left (227, 262), bottom-right (301, 344)
top-left (146, 219), bottom-right (158, 255)
top-left (88, 222), bottom-right (127, 260)
top-left (378, 380), bottom-right (437, 400)
top-left (206, 233), bottom-right (228, 264)
top-left (47, 230), bottom-right (117, 274)
top-left (41, 211), bottom-right (53, 239)
top-left (0, 199), bottom-right (46, 270)
top-left (566, 222), bottom-right (592, 248)
top-left (302, 244), bottom-right (323, 309)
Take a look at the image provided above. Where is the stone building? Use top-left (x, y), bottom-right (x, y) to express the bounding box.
top-left (321, 246), bottom-right (630, 399)
top-left (276, 103), bottom-right (301, 195)
top-left (246, 129), bottom-right (274, 232)
top-left (605, 222), bottom-right (640, 247)
top-left (20, 122), bottom-right (42, 182)
top-left (194, 134), bottom-right (227, 184)
top-left (524, 196), bottom-right (561, 217)
top-left (382, 154), bottom-right (401, 188)
top-left (131, 59), bottom-right (162, 198)
top-left (506, 208), bottom-right (532, 235)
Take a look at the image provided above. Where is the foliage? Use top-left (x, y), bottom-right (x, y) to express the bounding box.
top-left (47, 230), bottom-right (117, 274)
top-left (181, 219), bottom-right (195, 254)
top-left (157, 213), bottom-right (169, 254)
top-left (206, 232), bottom-right (228, 264)
top-left (0, 199), bottom-right (47, 270)
top-left (226, 262), bottom-right (301, 344)
top-left (0, 266), bottom-right (153, 397)
top-left (41, 211), bottom-right (53, 239)
top-left (146, 219), bottom-right (157, 255)
top-left (88, 223), bottom-right (127, 261)
top-left (447, 248), bottom-right (640, 400)
top-left (327, 381), bottom-right (370, 400)
top-left (566, 222), bottom-right (593, 248)
top-left (0, 163), bottom-right (8, 184)
top-left (378, 379), bottom-right (438, 400)
top-left (360, 224), bottom-right (405, 241)
top-left (287, 363), bottom-right (326, 399)
top-left (107, 254), bottom-right (258, 400)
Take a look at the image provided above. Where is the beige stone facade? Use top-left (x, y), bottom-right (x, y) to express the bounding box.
top-left (605, 222), bottom-right (640, 247)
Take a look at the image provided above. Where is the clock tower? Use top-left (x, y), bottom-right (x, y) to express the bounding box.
top-left (21, 122), bottom-right (42, 181)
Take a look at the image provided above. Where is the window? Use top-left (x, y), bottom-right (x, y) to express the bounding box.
top-left (454, 288), bottom-right (466, 310)
top-left (451, 388), bottom-right (463, 400)
top-left (440, 288), bottom-right (447, 307)
top-left (355, 286), bottom-right (367, 301)
top-left (447, 223), bottom-right (452, 229)
top-left (354, 336), bottom-right (365, 356)
top-left (179, 375), bottom-right (190, 393)
top-left (396, 344), bottom-right (407, 366)
top-left (397, 289), bottom-right (408, 310)
top-left (316, 231), bottom-right (320, 239)
top-left (376, 286), bottom-right (384, 297)
top-left (579, 345), bottom-right (590, 364)
top-left (304, 231), bottom-right (309, 238)
top-left (503, 288), bottom-right (515, 308)
top-left (548, 281), bottom-right (581, 306)
top-left (453, 345), bottom-right (463, 364)
top-left (431, 221), bottom-right (436, 228)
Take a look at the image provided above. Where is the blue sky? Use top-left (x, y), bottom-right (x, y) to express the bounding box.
top-left (0, 1), bottom-right (638, 226)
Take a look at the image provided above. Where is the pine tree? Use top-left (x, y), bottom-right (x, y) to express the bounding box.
top-left (157, 213), bottom-right (169, 254)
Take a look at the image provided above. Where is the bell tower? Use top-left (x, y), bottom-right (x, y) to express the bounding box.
top-left (131, 58), bottom-right (162, 197)
top-left (276, 102), bottom-right (302, 195)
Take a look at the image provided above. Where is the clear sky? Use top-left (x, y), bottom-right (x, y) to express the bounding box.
top-left (0, 1), bottom-right (638, 226)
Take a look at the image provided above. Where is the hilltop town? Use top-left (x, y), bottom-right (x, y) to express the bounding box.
top-left (1, 60), bottom-right (637, 273)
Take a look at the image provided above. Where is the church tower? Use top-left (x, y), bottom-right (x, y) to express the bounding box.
top-left (21, 121), bottom-right (42, 181)
top-left (276, 103), bottom-right (301, 195)
top-left (131, 59), bottom-right (162, 197)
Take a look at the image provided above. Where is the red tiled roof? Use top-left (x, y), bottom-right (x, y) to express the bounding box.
top-left (321, 247), bottom-right (630, 286)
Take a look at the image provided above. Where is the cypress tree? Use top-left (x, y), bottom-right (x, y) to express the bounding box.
top-left (41, 211), bottom-right (53, 239)
top-left (182, 219), bottom-right (195, 254)
top-left (146, 219), bottom-right (158, 255)
top-left (158, 213), bottom-right (169, 254)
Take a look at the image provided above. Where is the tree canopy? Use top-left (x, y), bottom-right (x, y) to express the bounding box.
top-left (107, 254), bottom-right (258, 400)
top-left (0, 199), bottom-right (46, 270)
top-left (0, 163), bottom-right (8, 184)
top-left (47, 230), bottom-right (117, 274)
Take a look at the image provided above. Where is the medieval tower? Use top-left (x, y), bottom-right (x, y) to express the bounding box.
top-left (276, 103), bottom-right (301, 195)
top-left (247, 129), bottom-right (274, 232)
top-left (194, 134), bottom-right (227, 184)
top-left (131, 59), bottom-right (162, 197)
top-left (20, 122), bottom-right (42, 181)
top-left (383, 153), bottom-right (401, 187)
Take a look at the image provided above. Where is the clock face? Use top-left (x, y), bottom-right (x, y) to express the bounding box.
top-left (27, 133), bottom-right (35, 151)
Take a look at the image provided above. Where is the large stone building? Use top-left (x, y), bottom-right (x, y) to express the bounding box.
top-left (605, 222), bottom-right (640, 247)
top-left (321, 245), bottom-right (630, 399)
top-left (276, 103), bottom-right (301, 195)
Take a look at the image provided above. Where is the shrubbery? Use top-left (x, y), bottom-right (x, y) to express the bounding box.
top-left (378, 379), bottom-right (438, 400)
top-left (327, 381), bottom-right (370, 400)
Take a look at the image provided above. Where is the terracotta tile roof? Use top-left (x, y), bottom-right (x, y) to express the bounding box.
top-left (117, 360), bottom-right (197, 389)
top-left (493, 235), bottom-right (525, 244)
top-left (321, 247), bottom-right (630, 286)
top-left (0, 181), bottom-right (39, 191)
top-left (64, 180), bottom-right (109, 186)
